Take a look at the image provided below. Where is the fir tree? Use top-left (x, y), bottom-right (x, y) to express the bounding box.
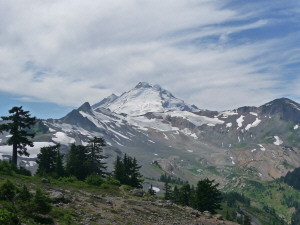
top-left (129, 157), bottom-right (143, 188)
top-left (55, 150), bottom-right (65, 177)
top-left (0, 106), bottom-right (36, 166)
top-left (194, 178), bottom-right (222, 213)
top-left (172, 185), bottom-right (179, 204)
top-left (36, 144), bottom-right (61, 176)
top-left (86, 137), bottom-right (107, 177)
top-left (66, 144), bottom-right (89, 180)
top-left (163, 181), bottom-right (172, 200)
top-left (178, 184), bottom-right (191, 206)
top-left (113, 155), bottom-right (127, 184)
top-left (148, 184), bottom-right (156, 196)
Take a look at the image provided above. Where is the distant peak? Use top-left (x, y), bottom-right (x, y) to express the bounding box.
top-left (78, 102), bottom-right (92, 113)
top-left (135, 82), bottom-right (152, 89)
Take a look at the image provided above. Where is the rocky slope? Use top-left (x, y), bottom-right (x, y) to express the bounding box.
top-left (0, 82), bottom-right (299, 186)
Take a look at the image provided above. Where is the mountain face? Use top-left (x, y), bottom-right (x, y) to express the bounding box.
top-left (1, 82), bottom-right (299, 187)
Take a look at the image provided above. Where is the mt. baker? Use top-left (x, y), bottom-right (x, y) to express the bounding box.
top-left (1, 82), bottom-right (300, 187)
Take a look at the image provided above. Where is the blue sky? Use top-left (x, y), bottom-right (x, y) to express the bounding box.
top-left (0, 0), bottom-right (299, 119)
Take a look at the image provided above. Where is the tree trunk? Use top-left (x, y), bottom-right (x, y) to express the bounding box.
top-left (12, 143), bottom-right (17, 166)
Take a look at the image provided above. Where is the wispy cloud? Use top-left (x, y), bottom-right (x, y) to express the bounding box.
top-left (0, 0), bottom-right (299, 111)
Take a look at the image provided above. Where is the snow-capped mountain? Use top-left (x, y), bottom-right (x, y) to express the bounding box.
top-left (1, 82), bottom-right (300, 186)
top-left (93, 82), bottom-right (199, 116)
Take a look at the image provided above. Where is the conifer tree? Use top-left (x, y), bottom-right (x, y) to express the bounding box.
top-left (178, 184), bottom-right (191, 206)
top-left (55, 150), bottom-right (65, 177)
top-left (163, 181), bottom-right (172, 200)
top-left (129, 157), bottom-right (143, 188)
top-left (113, 155), bottom-right (127, 184)
top-left (148, 184), bottom-right (156, 196)
top-left (36, 144), bottom-right (61, 176)
top-left (194, 178), bottom-right (222, 213)
top-left (86, 137), bottom-right (107, 177)
top-left (66, 144), bottom-right (89, 180)
top-left (172, 185), bottom-right (179, 203)
top-left (0, 106), bottom-right (36, 166)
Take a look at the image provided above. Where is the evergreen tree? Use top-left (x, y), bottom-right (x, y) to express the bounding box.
top-left (55, 150), bottom-right (65, 177)
top-left (148, 184), bottom-right (156, 196)
top-left (243, 215), bottom-right (251, 225)
top-left (291, 208), bottom-right (300, 225)
top-left (194, 178), bottom-right (222, 213)
top-left (113, 154), bottom-right (143, 188)
top-left (0, 106), bottom-right (36, 165)
top-left (33, 188), bottom-right (52, 214)
top-left (172, 185), bottom-right (179, 204)
top-left (85, 137), bottom-right (107, 177)
top-left (129, 157), bottom-right (143, 188)
top-left (36, 144), bottom-right (61, 176)
top-left (178, 184), bottom-right (191, 206)
top-left (163, 181), bottom-right (172, 200)
top-left (66, 144), bottom-right (89, 180)
top-left (113, 155), bottom-right (127, 184)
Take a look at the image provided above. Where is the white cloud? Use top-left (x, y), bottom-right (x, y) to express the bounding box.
top-left (0, 0), bottom-right (299, 110)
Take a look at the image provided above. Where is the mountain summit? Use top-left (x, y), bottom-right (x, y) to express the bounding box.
top-left (93, 82), bottom-right (198, 116)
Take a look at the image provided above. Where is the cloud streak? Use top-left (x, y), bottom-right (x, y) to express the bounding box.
top-left (0, 0), bottom-right (299, 111)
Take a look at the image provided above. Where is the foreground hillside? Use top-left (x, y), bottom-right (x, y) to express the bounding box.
top-left (0, 173), bottom-right (238, 225)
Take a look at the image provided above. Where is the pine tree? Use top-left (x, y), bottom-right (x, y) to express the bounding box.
top-left (172, 185), bottom-right (179, 203)
top-left (148, 184), bottom-right (156, 196)
top-left (55, 150), bottom-right (65, 177)
top-left (0, 106), bottom-right (36, 166)
top-left (36, 144), bottom-right (61, 176)
top-left (66, 144), bottom-right (89, 180)
top-left (129, 157), bottom-right (143, 188)
top-left (113, 155), bottom-right (127, 184)
top-left (194, 178), bottom-right (222, 213)
top-left (86, 137), bottom-right (107, 177)
top-left (178, 184), bottom-right (191, 206)
top-left (163, 181), bottom-right (172, 200)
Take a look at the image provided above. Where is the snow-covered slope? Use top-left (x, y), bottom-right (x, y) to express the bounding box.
top-left (93, 82), bottom-right (198, 116)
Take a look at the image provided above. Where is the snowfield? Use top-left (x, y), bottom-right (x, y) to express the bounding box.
top-left (0, 142), bottom-right (55, 159)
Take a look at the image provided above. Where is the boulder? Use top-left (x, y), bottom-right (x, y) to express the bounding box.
top-left (41, 178), bottom-right (50, 184)
top-left (130, 189), bottom-right (144, 197)
top-left (203, 211), bottom-right (212, 218)
top-left (50, 191), bottom-right (71, 203)
top-left (213, 214), bottom-right (223, 220)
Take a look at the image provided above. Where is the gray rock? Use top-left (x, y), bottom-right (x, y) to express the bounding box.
top-left (50, 191), bottom-right (71, 203)
top-left (190, 210), bottom-right (201, 217)
top-left (130, 189), bottom-right (144, 197)
top-left (41, 178), bottom-right (50, 183)
top-left (203, 210), bottom-right (212, 218)
top-left (213, 214), bottom-right (223, 220)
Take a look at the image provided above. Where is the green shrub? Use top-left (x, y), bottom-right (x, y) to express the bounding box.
top-left (0, 160), bottom-right (14, 175)
top-left (85, 174), bottom-right (104, 186)
top-left (100, 183), bottom-right (110, 190)
top-left (58, 176), bottom-right (78, 183)
top-left (16, 166), bottom-right (32, 176)
top-left (32, 188), bottom-right (52, 214)
top-left (0, 209), bottom-right (19, 225)
top-left (106, 178), bottom-right (121, 186)
top-left (0, 179), bottom-right (17, 201)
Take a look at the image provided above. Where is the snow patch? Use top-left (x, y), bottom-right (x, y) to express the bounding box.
top-left (226, 123), bottom-right (232, 128)
top-left (0, 142), bottom-right (55, 158)
top-left (245, 118), bottom-right (261, 131)
top-left (250, 112), bottom-right (258, 116)
top-left (230, 156), bottom-right (235, 165)
top-left (273, 136), bottom-right (283, 145)
top-left (52, 132), bottom-right (75, 145)
top-left (258, 144), bottom-right (266, 151)
top-left (152, 187), bottom-right (160, 193)
top-left (294, 125), bottom-right (299, 130)
top-left (187, 150), bottom-right (193, 153)
top-left (251, 149), bottom-right (256, 153)
top-left (163, 133), bottom-right (169, 140)
top-left (236, 116), bottom-right (245, 129)
top-left (5, 134), bottom-right (12, 138)
top-left (148, 140), bottom-right (155, 143)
